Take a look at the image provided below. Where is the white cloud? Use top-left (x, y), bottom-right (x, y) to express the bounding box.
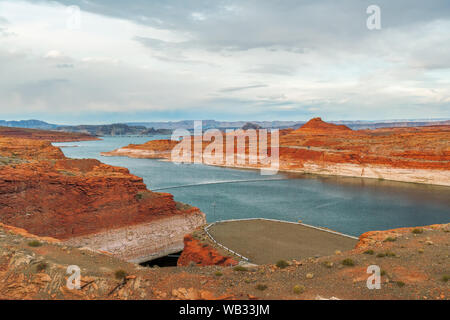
top-left (0, 0), bottom-right (448, 122)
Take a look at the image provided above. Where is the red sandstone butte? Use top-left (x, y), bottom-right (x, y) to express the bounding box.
top-left (0, 133), bottom-right (205, 262)
top-left (103, 117), bottom-right (450, 186)
top-left (178, 235), bottom-right (238, 267)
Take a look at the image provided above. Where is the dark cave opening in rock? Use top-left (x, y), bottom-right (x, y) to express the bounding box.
top-left (140, 251), bottom-right (182, 267)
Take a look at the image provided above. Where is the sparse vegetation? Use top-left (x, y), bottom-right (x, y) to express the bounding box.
top-left (256, 284), bottom-right (267, 291)
top-left (383, 237), bottom-right (397, 242)
top-left (342, 258), bottom-right (355, 266)
top-left (396, 281), bottom-right (405, 288)
top-left (28, 240), bottom-right (42, 247)
top-left (276, 260), bottom-right (289, 269)
top-left (214, 271), bottom-right (223, 277)
top-left (441, 275), bottom-right (449, 282)
top-left (380, 270), bottom-right (387, 276)
top-left (376, 253), bottom-right (386, 258)
top-left (175, 202), bottom-right (193, 211)
top-left (36, 262), bottom-right (48, 272)
top-left (385, 251), bottom-right (396, 257)
top-left (114, 269), bottom-right (128, 280)
top-left (364, 249), bottom-right (374, 255)
top-left (233, 265), bottom-right (248, 272)
top-left (412, 228), bottom-right (423, 234)
top-left (293, 285), bottom-right (305, 294)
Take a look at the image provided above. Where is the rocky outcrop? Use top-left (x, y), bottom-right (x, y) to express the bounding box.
top-left (101, 139), bottom-right (178, 159)
top-left (0, 126), bottom-right (99, 142)
top-left (356, 223), bottom-right (449, 249)
top-left (177, 235), bottom-right (238, 267)
top-left (296, 117), bottom-right (352, 132)
top-left (0, 136), bottom-right (205, 262)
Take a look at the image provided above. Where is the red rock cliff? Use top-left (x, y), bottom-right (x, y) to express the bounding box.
top-left (178, 235), bottom-right (238, 267)
top-left (0, 136), bottom-right (204, 241)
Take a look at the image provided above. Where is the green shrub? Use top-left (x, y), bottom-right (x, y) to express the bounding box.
top-left (376, 253), bottom-right (386, 258)
top-left (412, 228), bottom-right (423, 234)
top-left (214, 271), bottom-right (223, 277)
top-left (114, 269), bottom-right (128, 280)
top-left (256, 284), bottom-right (267, 291)
top-left (383, 237), bottom-right (397, 242)
top-left (276, 260), bottom-right (289, 269)
top-left (442, 275), bottom-right (449, 282)
top-left (380, 270), bottom-right (387, 276)
top-left (36, 262), bottom-right (48, 272)
top-left (28, 240), bottom-right (42, 247)
top-left (293, 285), bottom-right (305, 294)
top-left (342, 258), bottom-right (355, 266)
top-left (396, 281), bottom-right (405, 288)
top-left (385, 251), bottom-right (396, 257)
top-left (233, 266), bottom-right (248, 272)
top-left (364, 249), bottom-right (374, 255)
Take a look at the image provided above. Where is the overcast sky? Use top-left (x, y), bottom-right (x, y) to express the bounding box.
top-left (0, 0), bottom-right (449, 124)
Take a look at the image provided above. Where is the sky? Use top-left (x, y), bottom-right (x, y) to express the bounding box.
top-left (0, 0), bottom-right (449, 124)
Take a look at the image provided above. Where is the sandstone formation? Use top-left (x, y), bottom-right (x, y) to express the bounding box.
top-left (0, 134), bottom-right (205, 262)
top-left (0, 126), bottom-right (99, 142)
top-left (177, 234), bottom-right (238, 267)
top-left (103, 117), bottom-right (450, 186)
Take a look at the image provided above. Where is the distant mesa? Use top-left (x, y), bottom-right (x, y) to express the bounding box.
top-left (297, 117), bottom-right (352, 132)
top-left (241, 122), bottom-right (262, 130)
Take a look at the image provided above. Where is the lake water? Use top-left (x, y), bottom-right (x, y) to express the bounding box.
top-left (54, 136), bottom-right (450, 237)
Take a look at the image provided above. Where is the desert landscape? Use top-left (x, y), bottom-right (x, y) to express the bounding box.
top-left (0, 1), bottom-right (449, 309)
top-left (0, 126), bottom-right (448, 300)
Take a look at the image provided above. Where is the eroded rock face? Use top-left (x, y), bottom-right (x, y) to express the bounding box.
top-left (0, 126), bottom-right (99, 142)
top-left (177, 235), bottom-right (238, 267)
top-left (0, 135), bottom-right (205, 262)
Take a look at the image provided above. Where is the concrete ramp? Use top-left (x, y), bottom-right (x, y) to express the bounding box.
top-left (207, 219), bottom-right (358, 264)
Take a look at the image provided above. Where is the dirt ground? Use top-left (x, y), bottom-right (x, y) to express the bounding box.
top-left (0, 223), bottom-right (448, 300)
top-left (208, 220), bottom-right (358, 264)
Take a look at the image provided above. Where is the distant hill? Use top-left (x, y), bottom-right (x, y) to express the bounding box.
top-left (56, 124), bottom-right (172, 136)
top-left (1, 118), bottom-right (449, 134)
top-left (0, 120), bottom-right (57, 130)
top-left (128, 119), bottom-right (450, 131)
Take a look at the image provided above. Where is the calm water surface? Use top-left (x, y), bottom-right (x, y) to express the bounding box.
top-left (54, 137), bottom-right (450, 236)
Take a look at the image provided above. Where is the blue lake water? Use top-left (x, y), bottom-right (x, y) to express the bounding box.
top-left (54, 136), bottom-right (450, 237)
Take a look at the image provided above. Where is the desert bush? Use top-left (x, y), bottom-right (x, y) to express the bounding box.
top-left (114, 269), bottom-right (128, 280)
top-left (256, 284), bottom-right (267, 291)
top-left (293, 284), bottom-right (306, 294)
top-left (342, 258), bottom-right (355, 266)
top-left (28, 240), bottom-right (42, 247)
top-left (233, 266), bottom-right (248, 272)
top-left (276, 260), bottom-right (289, 269)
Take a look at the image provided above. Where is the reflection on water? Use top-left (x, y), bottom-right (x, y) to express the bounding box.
top-left (54, 137), bottom-right (450, 237)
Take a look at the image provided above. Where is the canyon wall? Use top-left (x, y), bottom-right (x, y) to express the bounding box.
top-left (0, 134), bottom-right (205, 262)
top-left (64, 214), bottom-right (206, 263)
